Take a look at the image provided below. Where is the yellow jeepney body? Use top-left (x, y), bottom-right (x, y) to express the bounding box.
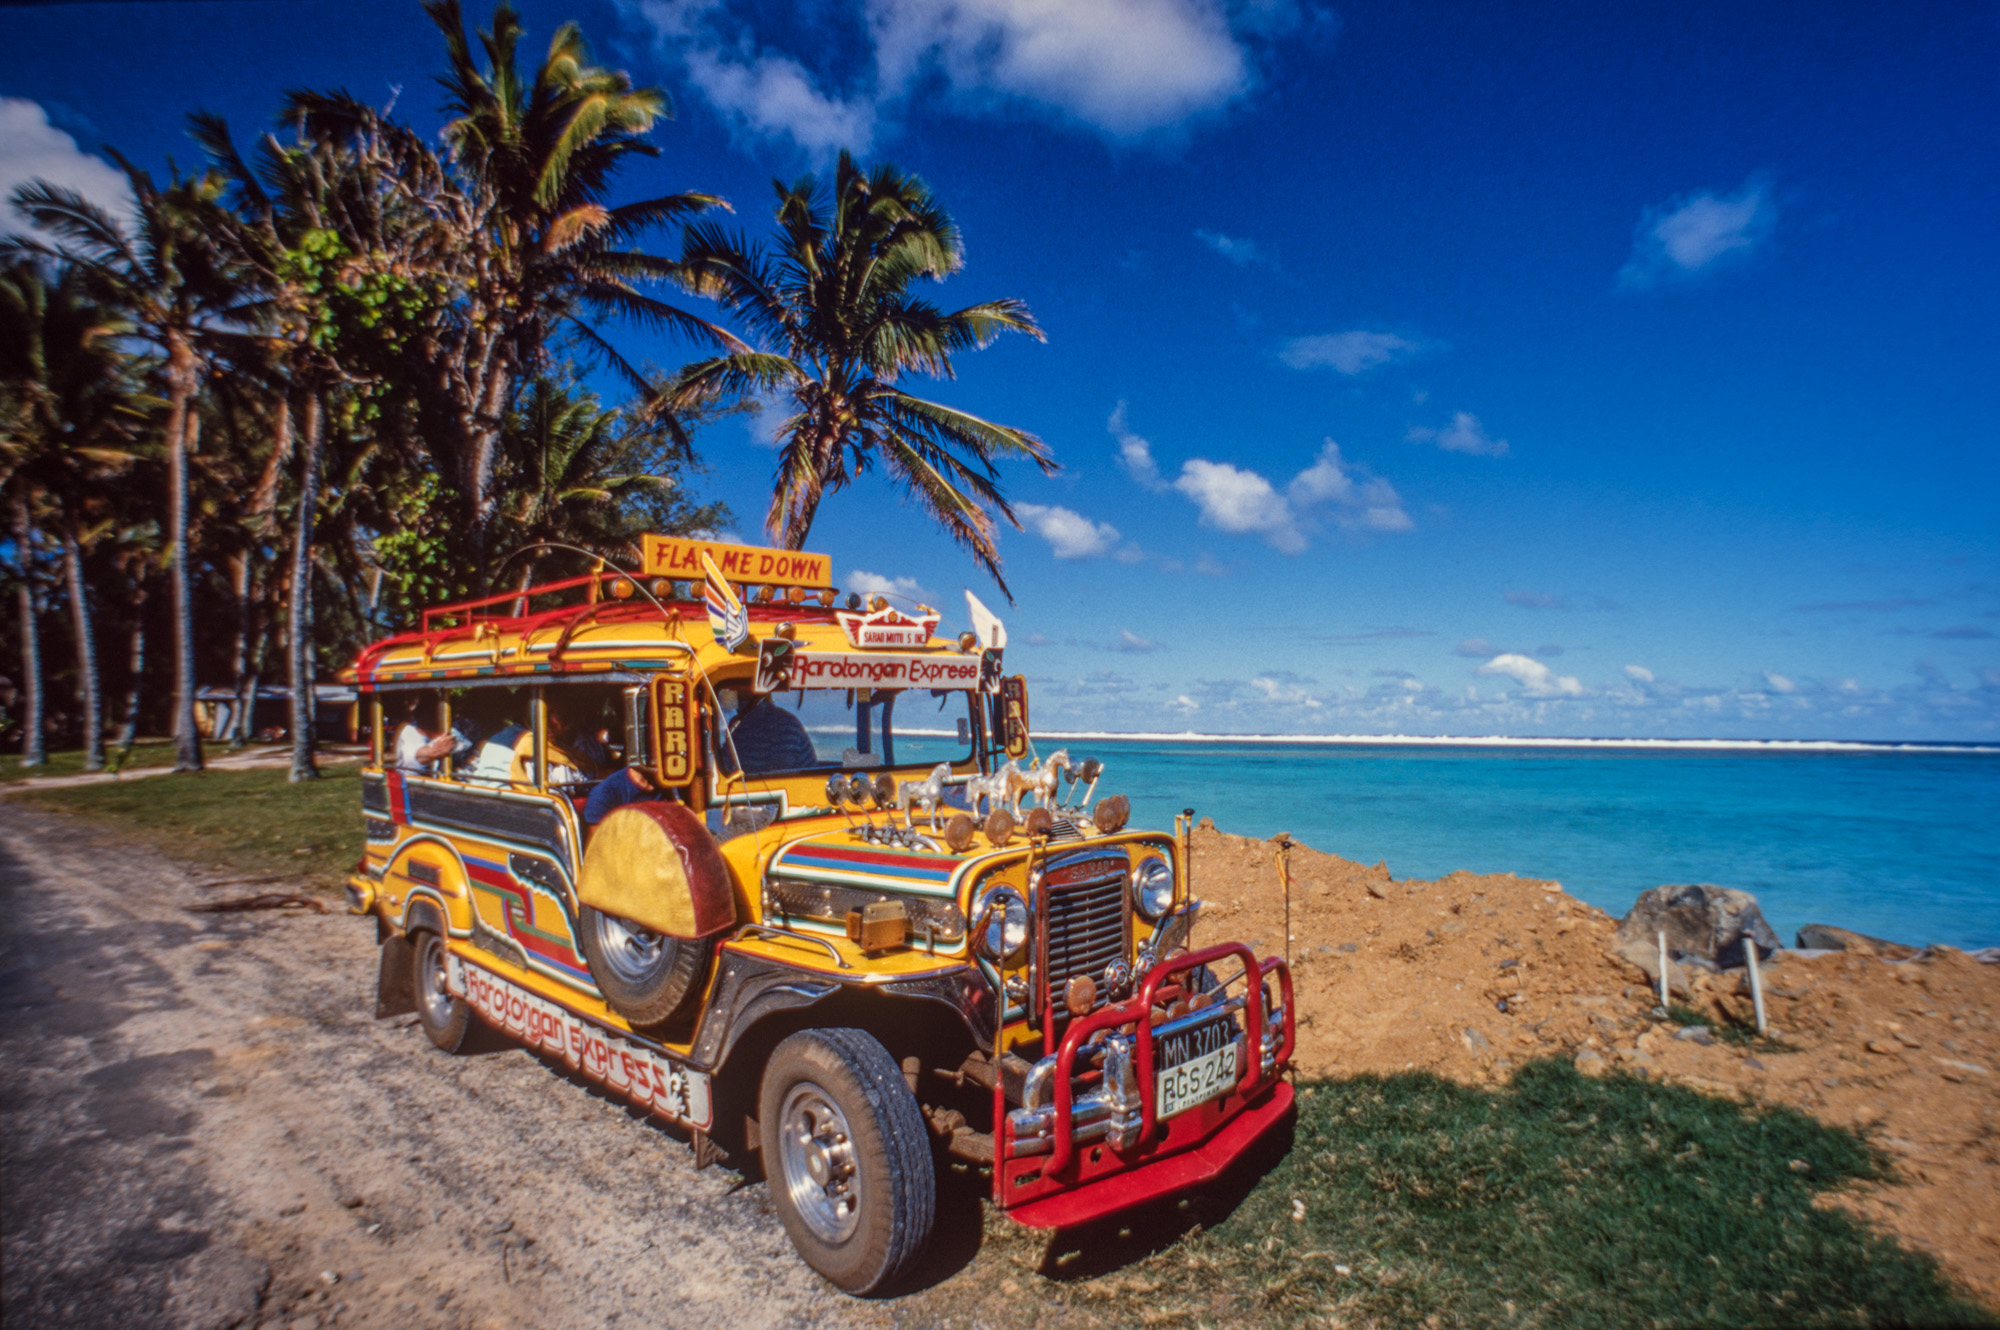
top-left (345, 535), bottom-right (1292, 1229)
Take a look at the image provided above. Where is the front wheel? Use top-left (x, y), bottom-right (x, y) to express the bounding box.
top-left (411, 930), bottom-right (472, 1053)
top-left (759, 1028), bottom-right (935, 1295)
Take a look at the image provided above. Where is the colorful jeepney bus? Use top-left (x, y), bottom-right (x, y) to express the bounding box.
top-left (345, 535), bottom-right (1294, 1292)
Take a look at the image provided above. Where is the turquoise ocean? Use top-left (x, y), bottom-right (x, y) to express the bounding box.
top-left (900, 734), bottom-right (2000, 951)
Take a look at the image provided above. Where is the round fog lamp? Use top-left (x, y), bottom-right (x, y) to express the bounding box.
top-left (1131, 856), bottom-right (1174, 921)
top-left (974, 885), bottom-right (1028, 964)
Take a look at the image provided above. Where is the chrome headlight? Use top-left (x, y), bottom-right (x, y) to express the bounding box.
top-left (973, 884), bottom-right (1028, 964)
top-left (1131, 855), bottom-right (1174, 921)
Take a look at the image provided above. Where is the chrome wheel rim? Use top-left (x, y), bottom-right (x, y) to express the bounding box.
top-left (593, 911), bottom-right (666, 985)
top-left (419, 936), bottom-right (454, 1025)
top-left (778, 1082), bottom-right (861, 1244)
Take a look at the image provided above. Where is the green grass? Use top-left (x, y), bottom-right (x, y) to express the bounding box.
top-left (1004, 1061), bottom-right (1992, 1328)
top-left (0, 739), bottom-right (180, 782)
top-left (16, 761), bottom-right (365, 891)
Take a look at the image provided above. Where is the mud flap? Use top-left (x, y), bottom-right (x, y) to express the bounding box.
top-left (375, 934), bottom-right (417, 1019)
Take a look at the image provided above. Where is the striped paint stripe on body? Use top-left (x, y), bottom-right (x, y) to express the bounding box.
top-left (769, 841), bottom-right (962, 897)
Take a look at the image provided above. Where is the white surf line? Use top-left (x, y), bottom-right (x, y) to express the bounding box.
top-left (1006, 731), bottom-right (2000, 754)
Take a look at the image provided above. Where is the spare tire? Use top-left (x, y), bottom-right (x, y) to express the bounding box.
top-left (577, 905), bottom-right (708, 1031)
top-left (576, 801), bottom-right (736, 1031)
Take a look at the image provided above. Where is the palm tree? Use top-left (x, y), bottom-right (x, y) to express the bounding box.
top-left (671, 152), bottom-right (1053, 595)
top-left (283, 1), bottom-right (740, 581)
top-left (494, 375), bottom-right (695, 591)
top-left (7, 167), bottom-right (242, 772)
top-left (0, 258), bottom-right (145, 771)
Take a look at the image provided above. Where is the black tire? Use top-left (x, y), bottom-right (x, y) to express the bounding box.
top-left (411, 930), bottom-right (472, 1053)
top-left (758, 1028), bottom-right (936, 1295)
top-left (576, 905), bottom-right (707, 1032)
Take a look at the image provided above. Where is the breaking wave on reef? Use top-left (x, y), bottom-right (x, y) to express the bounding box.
top-left (901, 729), bottom-right (1999, 754)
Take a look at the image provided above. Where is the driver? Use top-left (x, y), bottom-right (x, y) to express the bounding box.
top-left (725, 693), bottom-right (817, 774)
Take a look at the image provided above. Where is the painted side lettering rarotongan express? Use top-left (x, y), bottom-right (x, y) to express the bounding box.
top-left (789, 652), bottom-right (980, 689)
top-left (448, 954), bottom-right (714, 1129)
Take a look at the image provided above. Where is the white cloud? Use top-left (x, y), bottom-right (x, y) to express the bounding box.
top-left (626, 0), bottom-right (874, 155)
top-left (1171, 438), bottom-right (1411, 553)
top-left (1195, 228), bottom-right (1260, 265)
top-left (0, 99), bottom-right (135, 241)
top-left (1407, 410), bottom-right (1508, 458)
top-left (1174, 457), bottom-right (1304, 553)
top-left (1624, 664), bottom-right (1655, 683)
top-left (1108, 401), bottom-right (1167, 491)
top-left (1111, 629), bottom-right (1161, 652)
top-left (1015, 502), bottom-right (1121, 559)
top-left (625, 0), bottom-right (1307, 150)
top-left (1620, 176), bottom-right (1776, 289)
top-left (1251, 674), bottom-right (1322, 707)
top-left (742, 387), bottom-right (793, 449)
top-left (1168, 693), bottom-right (1199, 713)
top-left (872, 0), bottom-right (1250, 136)
top-left (1477, 653), bottom-right (1584, 698)
top-left (1764, 671), bottom-right (1797, 694)
top-left (683, 46), bottom-right (877, 155)
top-left (847, 570), bottom-right (931, 603)
top-left (1288, 439), bottom-right (1413, 532)
top-left (1279, 330), bottom-right (1417, 375)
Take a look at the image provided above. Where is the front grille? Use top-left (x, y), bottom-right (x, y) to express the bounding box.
top-left (1042, 852), bottom-right (1129, 1012)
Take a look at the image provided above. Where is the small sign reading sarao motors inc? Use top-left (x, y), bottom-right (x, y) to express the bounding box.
top-left (640, 535), bottom-right (832, 588)
top-left (837, 604), bottom-right (941, 649)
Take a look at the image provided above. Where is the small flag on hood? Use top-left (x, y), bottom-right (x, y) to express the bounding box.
top-left (702, 550), bottom-right (751, 652)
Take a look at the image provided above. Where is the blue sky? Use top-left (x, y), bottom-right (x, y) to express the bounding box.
top-left (5, 0), bottom-right (1996, 740)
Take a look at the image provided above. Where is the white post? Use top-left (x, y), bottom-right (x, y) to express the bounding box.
top-left (1744, 936), bottom-right (1769, 1036)
top-left (1657, 929), bottom-right (1671, 1010)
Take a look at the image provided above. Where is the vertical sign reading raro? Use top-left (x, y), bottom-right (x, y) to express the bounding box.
top-left (641, 535), bottom-right (833, 589)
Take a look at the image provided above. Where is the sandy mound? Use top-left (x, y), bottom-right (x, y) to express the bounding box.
top-left (1186, 822), bottom-right (2000, 1307)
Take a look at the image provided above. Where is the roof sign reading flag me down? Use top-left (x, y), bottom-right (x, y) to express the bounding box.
top-left (641, 535), bottom-right (833, 589)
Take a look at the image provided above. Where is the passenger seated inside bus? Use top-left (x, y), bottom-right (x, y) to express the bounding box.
top-left (392, 694), bottom-right (455, 773)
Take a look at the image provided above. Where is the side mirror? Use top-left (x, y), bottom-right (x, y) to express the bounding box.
top-left (622, 686), bottom-right (652, 770)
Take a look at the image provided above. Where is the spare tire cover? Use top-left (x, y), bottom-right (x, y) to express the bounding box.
top-left (577, 802), bottom-right (737, 939)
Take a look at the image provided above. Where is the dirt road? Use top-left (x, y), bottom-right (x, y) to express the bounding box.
top-left (0, 803), bottom-right (887, 1330)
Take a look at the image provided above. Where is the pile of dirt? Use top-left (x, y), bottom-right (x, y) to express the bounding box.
top-left (1185, 822), bottom-right (2000, 1307)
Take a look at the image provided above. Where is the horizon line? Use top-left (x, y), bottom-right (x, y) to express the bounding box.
top-left (891, 728), bottom-right (1999, 754)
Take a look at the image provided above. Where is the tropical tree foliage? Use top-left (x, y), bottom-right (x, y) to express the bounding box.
top-left (0, 3), bottom-right (1049, 770)
top-left (672, 151), bottom-right (1051, 594)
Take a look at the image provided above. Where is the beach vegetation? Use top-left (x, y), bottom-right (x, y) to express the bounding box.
top-left (997, 1061), bottom-right (1993, 1327)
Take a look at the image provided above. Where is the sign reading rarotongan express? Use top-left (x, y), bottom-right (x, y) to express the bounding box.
top-left (641, 535), bottom-right (833, 588)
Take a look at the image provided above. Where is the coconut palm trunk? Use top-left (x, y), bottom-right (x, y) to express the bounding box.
top-left (12, 495), bottom-right (44, 767)
top-left (165, 335), bottom-right (203, 771)
top-left (115, 578), bottom-right (145, 750)
top-left (287, 390), bottom-right (324, 782)
top-left (58, 520), bottom-right (103, 772)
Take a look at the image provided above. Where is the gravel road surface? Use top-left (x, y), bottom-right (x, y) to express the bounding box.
top-left (0, 802), bottom-right (928, 1329)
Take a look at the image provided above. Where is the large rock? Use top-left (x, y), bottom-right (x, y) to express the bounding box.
top-left (1795, 923), bottom-right (1919, 959)
top-left (1614, 884), bottom-right (1780, 969)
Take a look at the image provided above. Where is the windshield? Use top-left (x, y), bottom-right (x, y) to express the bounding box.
top-left (714, 687), bottom-right (974, 777)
